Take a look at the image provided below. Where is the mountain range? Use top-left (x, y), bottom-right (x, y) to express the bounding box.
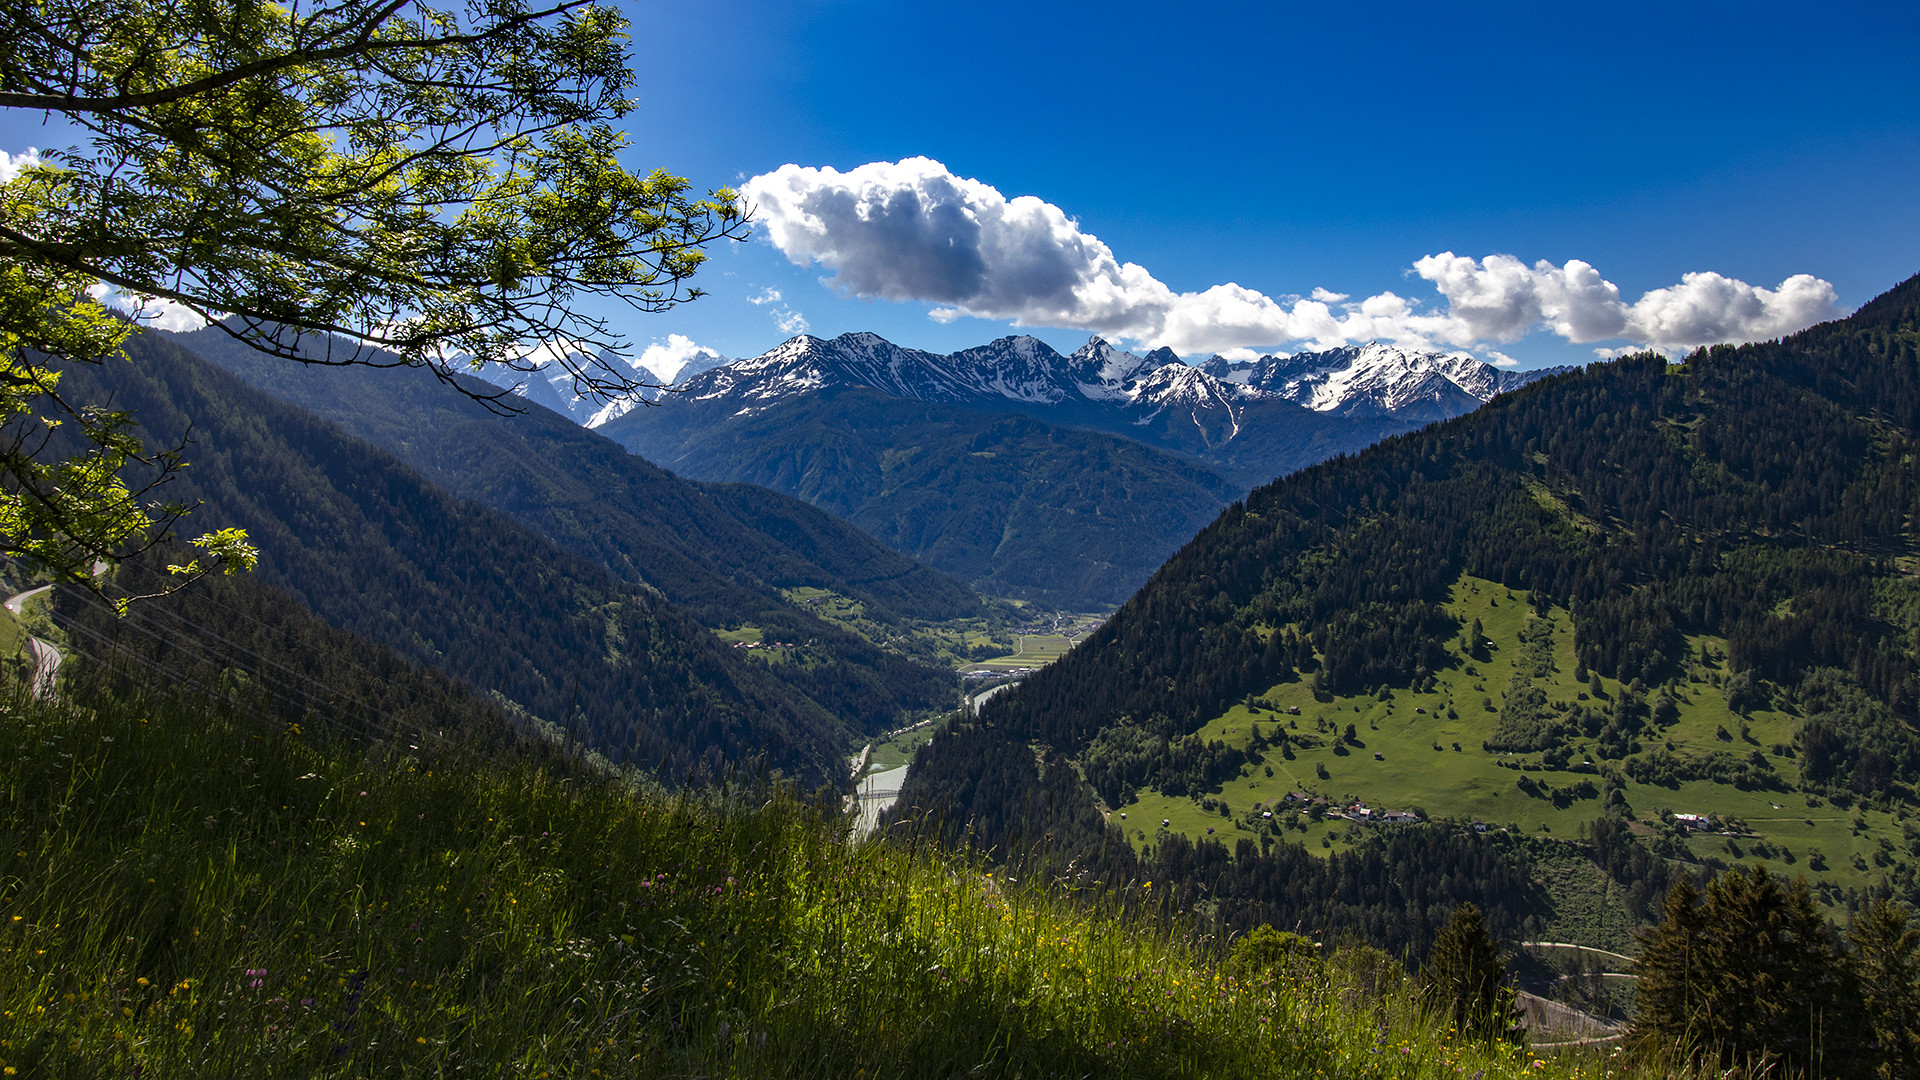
top-left (610, 331), bottom-right (1560, 454)
top-left (469, 340), bottom-right (731, 426)
top-left (600, 331), bottom-right (1564, 605)
top-left (890, 272), bottom-right (1920, 926)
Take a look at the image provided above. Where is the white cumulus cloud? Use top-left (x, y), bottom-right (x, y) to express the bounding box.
top-left (1625, 271), bottom-right (1838, 351)
top-left (0, 148), bottom-right (41, 184)
top-left (1409, 254), bottom-right (1839, 354)
top-left (743, 157), bottom-right (1174, 336)
top-left (634, 334), bottom-right (723, 383)
top-left (742, 157), bottom-right (1841, 359)
top-left (86, 283), bottom-right (209, 332)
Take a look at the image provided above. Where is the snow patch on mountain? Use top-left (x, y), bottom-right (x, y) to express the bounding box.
top-left (467, 340), bottom-right (732, 427)
top-left (1200, 342), bottom-right (1568, 418)
top-left (646, 331), bottom-right (1568, 438)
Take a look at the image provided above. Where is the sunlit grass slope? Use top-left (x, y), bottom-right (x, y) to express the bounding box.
top-left (1, 683), bottom-right (1665, 1078)
top-left (1122, 574), bottom-right (1916, 904)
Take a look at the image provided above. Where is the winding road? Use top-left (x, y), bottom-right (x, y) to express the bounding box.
top-left (5, 585), bottom-right (60, 699)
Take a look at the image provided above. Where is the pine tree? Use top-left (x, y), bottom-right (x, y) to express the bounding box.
top-left (1421, 902), bottom-right (1524, 1043)
top-left (1631, 866), bottom-right (1852, 1075)
top-left (1849, 899), bottom-right (1920, 1080)
top-left (1631, 877), bottom-right (1706, 1057)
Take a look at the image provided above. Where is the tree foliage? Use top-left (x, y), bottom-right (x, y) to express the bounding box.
top-left (1849, 898), bottom-right (1920, 1080)
top-left (1420, 903), bottom-right (1523, 1043)
top-left (1631, 867), bottom-right (1851, 1075)
top-left (2, 0), bottom-right (744, 375)
top-left (0, 0), bottom-right (742, 588)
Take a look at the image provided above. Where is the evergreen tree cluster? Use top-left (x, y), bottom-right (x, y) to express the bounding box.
top-left (51, 551), bottom-right (551, 767)
top-left (1420, 903), bottom-right (1525, 1043)
top-left (1632, 866), bottom-right (1919, 1078)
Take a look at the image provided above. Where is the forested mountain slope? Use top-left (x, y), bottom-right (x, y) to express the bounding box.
top-left (170, 328), bottom-right (981, 626)
top-left (53, 331), bottom-right (914, 784)
top-left (170, 327), bottom-right (967, 720)
top-left (52, 549), bottom-right (547, 763)
top-left (893, 272), bottom-right (1920, 920)
top-left (608, 385), bottom-right (1240, 605)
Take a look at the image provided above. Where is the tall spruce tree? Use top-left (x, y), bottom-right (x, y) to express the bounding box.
top-left (1420, 902), bottom-right (1523, 1043)
top-left (1631, 866), bottom-right (1853, 1075)
top-left (1849, 899), bottom-right (1920, 1080)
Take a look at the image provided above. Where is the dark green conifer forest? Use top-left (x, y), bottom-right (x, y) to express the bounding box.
top-left (45, 332), bottom-right (942, 786)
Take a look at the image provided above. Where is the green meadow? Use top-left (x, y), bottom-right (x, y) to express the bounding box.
top-left (777, 586), bottom-right (1017, 668)
top-left (865, 720), bottom-right (939, 771)
top-left (1116, 575), bottom-right (1920, 904)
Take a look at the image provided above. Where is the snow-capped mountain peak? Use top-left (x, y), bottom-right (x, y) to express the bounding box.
top-left (465, 340), bottom-right (732, 427)
top-left (1067, 336), bottom-right (1158, 401)
top-left (1203, 341), bottom-right (1568, 419)
top-left (641, 331), bottom-right (1565, 441)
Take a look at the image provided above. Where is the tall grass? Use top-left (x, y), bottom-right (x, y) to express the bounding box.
top-left (0, 681), bottom-right (1678, 1078)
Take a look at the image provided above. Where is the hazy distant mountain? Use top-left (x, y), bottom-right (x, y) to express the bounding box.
top-left (605, 385), bottom-right (1239, 607)
top-left (465, 342), bottom-right (731, 427)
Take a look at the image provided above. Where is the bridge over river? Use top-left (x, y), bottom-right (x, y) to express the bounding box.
top-left (852, 763), bottom-right (908, 837)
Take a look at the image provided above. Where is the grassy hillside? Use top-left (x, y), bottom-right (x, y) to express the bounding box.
top-left (0, 680), bottom-right (1658, 1079)
top-left (1123, 573), bottom-right (1916, 908)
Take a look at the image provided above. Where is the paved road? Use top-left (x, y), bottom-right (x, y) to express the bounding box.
top-left (969, 680), bottom-right (1018, 713)
top-left (852, 763), bottom-right (910, 839)
top-left (5, 584), bottom-right (51, 616)
top-left (1519, 941), bottom-right (1636, 965)
top-left (4, 585), bottom-right (60, 699)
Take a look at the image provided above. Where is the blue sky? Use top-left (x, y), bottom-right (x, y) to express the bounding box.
top-left (606, 0), bottom-right (1920, 370)
top-left (8, 0), bottom-right (1916, 372)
